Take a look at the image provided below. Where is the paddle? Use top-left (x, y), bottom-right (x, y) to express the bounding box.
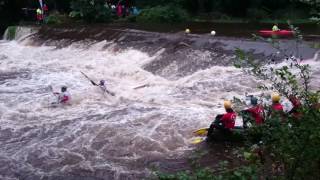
top-left (80, 71), bottom-right (115, 96)
top-left (104, 89), bottom-right (115, 96)
top-left (133, 83), bottom-right (150, 90)
top-left (80, 71), bottom-right (98, 86)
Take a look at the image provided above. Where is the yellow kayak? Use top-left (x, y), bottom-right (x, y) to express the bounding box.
top-left (193, 127), bottom-right (209, 136)
top-left (190, 137), bottom-right (206, 144)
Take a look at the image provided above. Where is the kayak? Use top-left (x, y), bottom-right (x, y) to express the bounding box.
top-left (259, 30), bottom-right (294, 37)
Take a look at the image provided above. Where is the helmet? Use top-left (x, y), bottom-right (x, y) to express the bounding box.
top-left (251, 97), bottom-right (258, 105)
top-left (271, 92), bottom-right (280, 102)
top-left (100, 80), bottom-right (105, 85)
top-left (61, 86), bottom-right (67, 92)
top-left (224, 100), bottom-right (232, 109)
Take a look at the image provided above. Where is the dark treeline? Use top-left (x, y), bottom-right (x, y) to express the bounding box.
top-left (136, 0), bottom-right (313, 16)
top-left (0, 0), bottom-right (317, 35)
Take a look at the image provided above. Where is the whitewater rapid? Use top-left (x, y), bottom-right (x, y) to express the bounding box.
top-left (0, 35), bottom-right (319, 179)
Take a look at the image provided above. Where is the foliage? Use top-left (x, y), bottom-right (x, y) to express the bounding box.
top-left (137, 5), bottom-right (189, 23)
top-left (69, 0), bottom-right (111, 22)
top-left (5, 26), bottom-right (16, 40)
top-left (234, 24), bottom-right (320, 179)
top-left (156, 163), bottom-right (259, 180)
top-left (45, 14), bottom-right (63, 25)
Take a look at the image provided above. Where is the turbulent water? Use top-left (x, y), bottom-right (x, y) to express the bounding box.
top-left (0, 28), bottom-right (319, 180)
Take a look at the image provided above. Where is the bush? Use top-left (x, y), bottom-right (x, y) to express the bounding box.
top-left (137, 5), bottom-right (189, 23)
top-left (5, 26), bottom-right (16, 40)
top-left (45, 14), bottom-right (62, 25)
top-left (156, 165), bottom-right (259, 180)
top-left (69, 0), bottom-right (111, 22)
top-left (234, 24), bottom-right (320, 179)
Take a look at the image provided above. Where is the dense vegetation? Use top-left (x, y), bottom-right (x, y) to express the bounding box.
top-left (0, 0), bottom-right (319, 32)
top-left (69, 0), bottom-right (112, 22)
top-left (156, 26), bottom-right (320, 179)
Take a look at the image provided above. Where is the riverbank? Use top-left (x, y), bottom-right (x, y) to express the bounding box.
top-left (2, 17), bottom-right (319, 39)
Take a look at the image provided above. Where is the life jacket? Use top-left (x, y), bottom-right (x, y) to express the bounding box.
top-left (272, 103), bottom-right (283, 111)
top-left (221, 110), bottom-right (236, 129)
top-left (246, 105), bottom-right (264, 125)
top-left (43, 5), bottom-right (48, 11)
top-left (270, 103), bottom-right (286, 121)
top-left (58, 91), bottom-right (71, 104)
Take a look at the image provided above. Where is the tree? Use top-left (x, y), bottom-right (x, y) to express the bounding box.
top-left (69, 0), bottom-right (112, 22)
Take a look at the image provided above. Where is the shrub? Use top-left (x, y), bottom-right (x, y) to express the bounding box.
top-left (45, 14), bottom-right (62, 25)
top-left (234, 24), bottom-right (320, 179)
top-left (137, 5), bottom-right (188, 23)
top-left (69, 0), bottom-right (112, 22)
top-left (156, 165), bottom-right (259, 180)
top-left (5, 26), bottom-right (16, 40)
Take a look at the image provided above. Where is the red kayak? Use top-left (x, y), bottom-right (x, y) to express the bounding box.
top-left (259, 30), bottom-right (294, 38)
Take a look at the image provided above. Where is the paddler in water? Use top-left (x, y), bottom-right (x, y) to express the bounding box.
top-left (207, 100), bottom-right (236, 138)
top-left (53, 86), bottom-right (71, 104)
top-left (98, 80), bottom-right (107, 92)
top-left (97, 80), bottom-right (115, 96)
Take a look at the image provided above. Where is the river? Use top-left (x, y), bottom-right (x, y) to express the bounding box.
top-left (0, 26), bottom-right (319, 180)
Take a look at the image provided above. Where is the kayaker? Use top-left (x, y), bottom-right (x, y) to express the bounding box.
top-left (268, 92), bottom-right (285, 120)
top-left (207, 100), bottom-right (236, 137)
top-left (288, 95), bottom-right (303, 119)
top-left (98, 80), bottom-right (107, 92)
top-left (272, 24), bottom-right (280, 31)
top-left (242, 97), bottom-right (265, 126)
top-left (53, 86), bottom-right (71, 104)
top-left (96, 80), bottom-right (115, 96)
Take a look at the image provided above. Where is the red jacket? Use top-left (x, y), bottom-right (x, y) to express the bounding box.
top-left (221, 111), bottom-right (236, 129)
top-left (272, 103), bottom-right (284, 112)
top-left (246, 105), bottom-right (264, 125)
top-left (270, 103), bottom-right (286, 121)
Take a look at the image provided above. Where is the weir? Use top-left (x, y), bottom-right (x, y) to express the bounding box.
top-left (0, 26), bottom-right (319, 179)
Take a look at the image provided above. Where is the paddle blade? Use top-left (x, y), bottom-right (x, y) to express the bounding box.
top-left (190, 137), bottom-right (206, 144)
top-left (90, 80), bottom-right (97, 86)
top-left (193, 128), bottom-right (209, 136)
